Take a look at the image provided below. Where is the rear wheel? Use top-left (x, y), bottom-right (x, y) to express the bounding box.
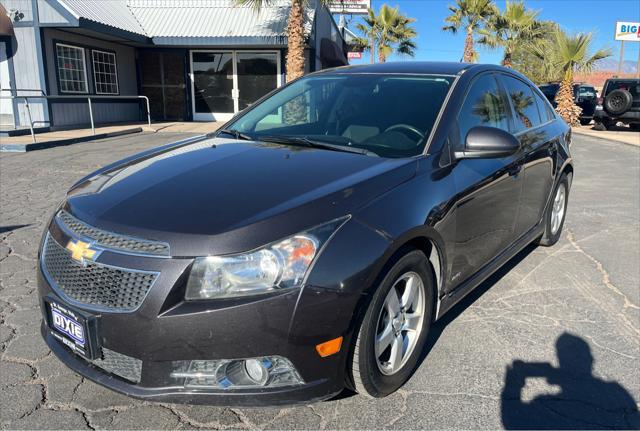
top-left (538, 174), bottom-right (569, 247)
top-left (350, 249), bottom-right (434, 398)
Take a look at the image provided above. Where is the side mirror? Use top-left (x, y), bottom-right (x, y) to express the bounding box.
top-left (454, 126), bottom-right (520, 159)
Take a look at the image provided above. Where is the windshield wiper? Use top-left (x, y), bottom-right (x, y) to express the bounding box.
top-left (258, 135), bottom-right (379, 157)
top-left (218, 129), bottom-right (254, 141)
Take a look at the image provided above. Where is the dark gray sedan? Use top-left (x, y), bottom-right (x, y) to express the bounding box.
top-left (38, 62), bottom-right (572, 406)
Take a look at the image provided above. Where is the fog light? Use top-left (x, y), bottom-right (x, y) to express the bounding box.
top-left (244, 359), bottom-right (269, 385)
top-left (170, 356), bottom-right (303, 390)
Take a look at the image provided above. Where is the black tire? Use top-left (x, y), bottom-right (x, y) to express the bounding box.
top-left (604, 89), bottom-right (633, 116)
top-left (538, 174), bottom-right (569, 247)
top-left (579, 118), bottom-right (591, 126)
top-left (350, 249), bottom-right (434, 398)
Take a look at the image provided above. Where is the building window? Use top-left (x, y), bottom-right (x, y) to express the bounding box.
top-left (91, 50), bottom-right (119, 95)
top-left (56, 43), bottom-right (88, 93)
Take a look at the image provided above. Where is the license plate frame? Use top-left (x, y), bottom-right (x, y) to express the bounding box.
top-left (43, 296), bottom-right (101, 360)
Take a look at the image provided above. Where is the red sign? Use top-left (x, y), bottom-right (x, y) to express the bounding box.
top-left (348, 52), bottom-right (363, 59)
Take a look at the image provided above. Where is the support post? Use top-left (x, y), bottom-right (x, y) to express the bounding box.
top-left (23, 97), bottom-right (36, 144)
top-left (87, 98), bottom-right (95, 135)
top-left (143, 96), bottom-right (151, 128)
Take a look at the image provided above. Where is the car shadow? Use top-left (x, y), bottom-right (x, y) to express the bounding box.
top-left (501, 332), bottom-right (639, 429)
top-left (0, 224), bottom-right (31, 234)
top-left (416, 242), bottom-right (539, 365)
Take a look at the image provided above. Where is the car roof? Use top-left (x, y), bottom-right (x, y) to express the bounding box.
top-left (314, 61), bottom-right (497, 76)
top-left (606, 78), bottom-right (640, 83)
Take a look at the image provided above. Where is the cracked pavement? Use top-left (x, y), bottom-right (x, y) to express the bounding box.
top-left (1, 132), bottom-right (639, 430)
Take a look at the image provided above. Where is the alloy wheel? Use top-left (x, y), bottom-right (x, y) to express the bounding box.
top-left (375, 272), bottom-right (425, 375)
top-left (550, 183), bottom-right (566, 235)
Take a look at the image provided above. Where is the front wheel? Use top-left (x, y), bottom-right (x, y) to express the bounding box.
top-left (538, 174), bottom-right (569, 246)
top-left (349, 249), bottom-right (434, 398)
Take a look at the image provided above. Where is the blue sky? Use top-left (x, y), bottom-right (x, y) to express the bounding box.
top-left (342, 0), bottom-right (640, 65)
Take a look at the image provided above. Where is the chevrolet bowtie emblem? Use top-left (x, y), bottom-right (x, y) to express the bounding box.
top-left (66, 239), bottom-right (98, 264)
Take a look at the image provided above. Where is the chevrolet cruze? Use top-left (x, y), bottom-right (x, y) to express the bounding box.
top-left (38, 62), bottom-right (573, 406)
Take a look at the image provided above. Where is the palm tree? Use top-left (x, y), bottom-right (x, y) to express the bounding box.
top-left (547, 30), bottom-right (611, 126)
top-left (511, 20), bottom-right (560, 83)
top-left (355, 5), bottom-right (417, 63)
top-left (235, 0), bottom-right (329, 82)
top-left (477, 0), bottom-right (541, 68)
top-left (442, 0), bottom-right (497, 63)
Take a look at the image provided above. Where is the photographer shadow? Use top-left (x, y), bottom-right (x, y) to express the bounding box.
top-left (501, 333), bottom-right (639, 429)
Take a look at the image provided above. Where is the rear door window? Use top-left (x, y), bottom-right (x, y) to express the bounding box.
top-left (532, 90), bottom-right (556, 123)
top-left (458, 73), bottom-right (511, 142)
top-left (501, 75), bottom-right (542, 132)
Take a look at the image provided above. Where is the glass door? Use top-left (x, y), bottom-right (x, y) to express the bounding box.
top-left (190, 51), bottom-right (281, 122)
top-left (236, 52), bottom-right (280, 111)
top-left (191, 51), bottom-right (235, 121)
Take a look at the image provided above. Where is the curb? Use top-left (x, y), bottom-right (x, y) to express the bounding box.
top-left (0, 127), bottom-right (143, 153)
top-left (571, 128), bottom-right (640, 148)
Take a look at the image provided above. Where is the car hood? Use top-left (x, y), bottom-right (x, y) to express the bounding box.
top-left (65, 137), bottom-right (416, 256)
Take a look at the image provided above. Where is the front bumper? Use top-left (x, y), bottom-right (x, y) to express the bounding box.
top-left (594, 109), bottom-right (640, 123)
top-left (41, 324), bottom-right (341, 406)
top-left (38, 264), bottom-right (352, 406)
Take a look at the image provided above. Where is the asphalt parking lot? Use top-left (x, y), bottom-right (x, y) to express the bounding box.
top-left (1, 132), bottom-right (638, 430)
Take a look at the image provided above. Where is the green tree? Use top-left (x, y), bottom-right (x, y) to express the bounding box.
top-left (442, 0), bottom-right (497, 63)
top-left (355, 5), bottom-right (417, 63)
top-left (477, 0), bottom-right (541, 68)
top-left (235, 0), bottom-right (330, 82)
top-left (546, 30), bottom-right (611, 126)
top-left (511, 20), bottom-right (561, 83)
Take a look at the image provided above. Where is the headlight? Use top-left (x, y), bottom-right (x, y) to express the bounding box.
top-left (185, 217), bottom-right (348, 300)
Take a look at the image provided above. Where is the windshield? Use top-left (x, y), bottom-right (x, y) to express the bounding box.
top-left (224, 74), bottom-right (455, 158)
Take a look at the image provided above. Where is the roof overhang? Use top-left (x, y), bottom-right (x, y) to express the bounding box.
top-left (152, 36), bottom-right (288, 47)
top-left (77, 18), bottom-right (151, 44)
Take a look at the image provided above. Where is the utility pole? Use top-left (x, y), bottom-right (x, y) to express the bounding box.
top-left (618, 40), bottom-right (625, 75)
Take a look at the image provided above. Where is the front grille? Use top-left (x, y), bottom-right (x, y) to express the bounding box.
top-left (90, 348), bottom-right (142, 383)
top-left (57, 210), bottom-right (170, 256)
top-left (42, 234), bottom-right (158, 312)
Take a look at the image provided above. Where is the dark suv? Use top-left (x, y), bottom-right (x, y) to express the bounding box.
top-left (594, 78), bottom-right (640, 130)
top-left (539, 82), bottom-right (598, 125)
